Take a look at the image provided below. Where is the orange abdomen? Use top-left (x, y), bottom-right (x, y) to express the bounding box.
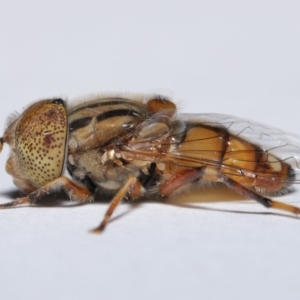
top-left (167, 123), bottom-right (293, 195)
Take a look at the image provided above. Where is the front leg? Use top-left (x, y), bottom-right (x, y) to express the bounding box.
top-left (0, 176), bottom-right (93, 209)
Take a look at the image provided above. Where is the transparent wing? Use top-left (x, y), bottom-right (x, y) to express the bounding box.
top-left (123, 112), bottom-right (300, 186)
top-left (185, 113), bottom-right (300, 171)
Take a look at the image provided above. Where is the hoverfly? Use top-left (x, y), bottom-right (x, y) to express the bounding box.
top-left (0, 94), bottom-right (299, 233)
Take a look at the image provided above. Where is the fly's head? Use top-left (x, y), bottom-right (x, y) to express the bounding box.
top-left (0, 99), bottom-right (68, 193)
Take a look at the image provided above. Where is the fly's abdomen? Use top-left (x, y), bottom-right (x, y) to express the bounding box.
top-left (222, 135), bottom-right (294, 195)
top-left (165, 123), bottom-right (229, 177)
top-left (251, 152), bottom-right (294, 195)
top-left (166, 122), bottom-right (294, 195)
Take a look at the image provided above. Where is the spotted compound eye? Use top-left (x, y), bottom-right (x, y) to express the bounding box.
top-left (15, 99), bottom-right (68, 187)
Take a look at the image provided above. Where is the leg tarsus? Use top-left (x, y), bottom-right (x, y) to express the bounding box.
top-left (270, 200), bottom-right (300, 215)
top-left (0, 197), bottom-right (30, 209)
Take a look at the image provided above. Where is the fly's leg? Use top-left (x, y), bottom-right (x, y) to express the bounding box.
top-left (159, 168), bottom-right (205, 197)
top-left (90, 176), bottom-right (140, 234)
top-left (0, 197), bottom-right (30, 208)
top-left (159, 168), bottom-right (300, 215)
top-left (0, 176), bottom-right (93, 209)
top-left (220, 175), bottom-right (300, 215)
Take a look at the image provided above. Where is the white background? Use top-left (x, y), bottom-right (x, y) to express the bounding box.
top-left (1, 1), bottom-right (300, 299)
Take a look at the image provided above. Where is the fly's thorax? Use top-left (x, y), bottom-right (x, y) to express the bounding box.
top-left (66, 95), bottom-right (177, 192)
top-left (67, 147), bottom-right (143, 192)
top-left (67, 95), bottom-right (177, 153)
top-left (68, 98), bottom-right (148, 153)
top-left (66, 97), bottom-right (148, 191)
top-left (68, 144), bottom-right (154, 189)
top-left (3, 99), bottom-right (68, 192)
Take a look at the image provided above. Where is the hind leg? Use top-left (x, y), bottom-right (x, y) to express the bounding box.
top-left (220, 175), bottom-right (300, 215)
